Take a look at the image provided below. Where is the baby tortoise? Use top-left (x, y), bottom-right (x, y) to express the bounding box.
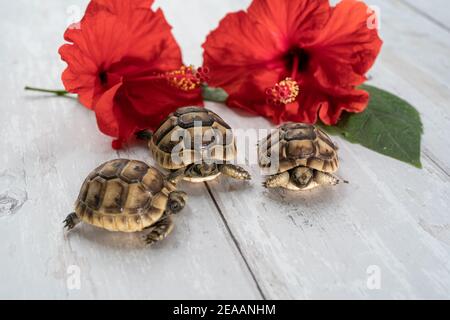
top-left (148, 106), bottom-right (251, 183)
top-left (64, 159), bottom-right (187, 245)
top-left (258, 122), bottom-right (346, 190)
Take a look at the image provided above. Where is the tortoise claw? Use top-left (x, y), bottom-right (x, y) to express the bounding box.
top-left (63, 212), bottom-right (79, 231)
top-left (63, 218), bottom-right (75, 230)
top-left (142, 217), bottom-right (174, 246)
top-left (143, 235), bottom-right (165, 245)
top-left (241, 171), bottom-right (251, 180)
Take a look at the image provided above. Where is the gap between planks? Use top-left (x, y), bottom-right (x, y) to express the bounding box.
top-left (422, 148), bottom-right (450, 180)
top-left (398, 0), bottom-right (450, 34)
top-left (377, 0), bottom-right (450, 177)
top-left (204, 181), bottom-right (267, 300)
top-left (398, 0), bottom-right (450, 177)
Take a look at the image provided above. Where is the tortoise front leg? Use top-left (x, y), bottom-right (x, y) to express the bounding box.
top-left (263, 171), bottom-right (290, 188)
top-left (313, 171), bottom-right (342, 186)
top-left (63, 212), bottom-right (80, 231)
top-left (166, 168), bottom-right (186, 185)
top-left (143, 215), bottom-right (174, 245)
top-left (219, 164), bottom-right (251, 180)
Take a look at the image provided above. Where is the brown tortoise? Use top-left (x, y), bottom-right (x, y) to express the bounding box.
top-left (63, 159), bottom-right (187, 245)
top-left (148, 106), bottom-right (250, 183)
top-left (258, 122), bottom-right (345, 190)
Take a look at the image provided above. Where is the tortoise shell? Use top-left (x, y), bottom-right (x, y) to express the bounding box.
top-left (74, 159), bottom-right (175, 232)
top-left (258, 122), bottom-right (339, 174)
top-left (149, 106), bottom-right (237, 169)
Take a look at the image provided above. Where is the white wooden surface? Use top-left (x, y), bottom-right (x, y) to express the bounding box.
top-left (0, 0), bottom-right (449, 299)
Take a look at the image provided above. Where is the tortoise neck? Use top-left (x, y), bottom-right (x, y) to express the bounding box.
top-left (186, 162), bottom-right (219, 178)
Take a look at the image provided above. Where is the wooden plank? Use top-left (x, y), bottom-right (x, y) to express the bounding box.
top-left (400, 0), bottom-right (450, 32)
top-left (370, 0), bottom-right (450, 174)
top-left (198, 0), bottom-right (450, 298)
top-left (0, 0), bottom-right (261, 299)
top-left (205, 101), bottom-right (450, 299)
top-left (1, 0), bottom-right (450, 300)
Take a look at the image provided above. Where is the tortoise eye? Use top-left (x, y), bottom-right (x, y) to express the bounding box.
top-left (169, 200), bottom-right (181, 213)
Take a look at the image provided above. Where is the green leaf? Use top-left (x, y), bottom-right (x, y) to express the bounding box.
top-left (321, 84), bottom-right (423, 168)
top-left (202, 85), bottom-right (228, 103)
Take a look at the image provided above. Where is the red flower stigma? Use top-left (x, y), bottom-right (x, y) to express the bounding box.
top-left (265, 77), bottom-right (299, 106)
top-left (164, 65), bottom-right (210, 91)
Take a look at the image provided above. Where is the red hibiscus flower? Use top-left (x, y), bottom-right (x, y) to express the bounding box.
top-left (59, 0), bottom-right (204, 149)
top-left (202, 0), bottom-right (382, 125)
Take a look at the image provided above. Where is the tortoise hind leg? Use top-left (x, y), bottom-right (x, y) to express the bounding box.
top-left (143, 215), bottom-right (174, 245)
top-left (313, 171), bottom-right (341, 186)
top-left (263, 171), bottom-right (290, 188)
top-left (219, 164), bottom-right (251, 180)
top-left (63, 212), bottom-right (80, 231)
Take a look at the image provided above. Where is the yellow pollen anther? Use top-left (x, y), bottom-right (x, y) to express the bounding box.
top-left (164, 65), bottom-right (208, 91)
top-left (265, 77), bottom-right (300, 106)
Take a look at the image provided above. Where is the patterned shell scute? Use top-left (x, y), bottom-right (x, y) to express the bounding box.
top-left (259, 122), bottom-right (339, 173)
top-left (150, 106), bottom-right (237, 169)
top-left (76, 159), bottom-right (167, 217)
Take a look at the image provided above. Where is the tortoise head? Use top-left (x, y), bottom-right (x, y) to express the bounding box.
top-left (185, 162), bottom-right (218, 178)
top-left (291, 167), bottom-right (314, 188)
top-left (167, 191), bottom-right (187, 214)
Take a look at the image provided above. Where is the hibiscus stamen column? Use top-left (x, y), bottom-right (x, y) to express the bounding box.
top-left (128, 65), bottom-right (209, 91)
top-left (166, 65), bottom-right (209, 91)
top-left (290, 53), bottom-right (299, 80)
top-left (265, 55), bottom-right (300, 107)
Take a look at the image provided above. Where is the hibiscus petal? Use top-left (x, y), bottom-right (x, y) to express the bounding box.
top-left (123, 79), bottom-right (204, 129)
top-left (87, 0), bottom-right (154, 14)
top-left (97, 84), bottom-right (162, 148)
top-left (94, 82), bottom-right (123, 137)
top-left (308, 0), bottom-right (383, 88)
top-left (59, 2), bottom-right (182, 109)
top-left (85, 1), bottom-right (180, 70)
top-left (203, 0), bottom-right (330, 95)
top-left (94, 75), bottom-right (205, 146)
top-left (94, 79), bottom-right (203, 147)
top-left (319, 87), bottom-right (370, 125)
top-left (285, 82), bottom-right (324, 124)
top-left (226, 71), bottom-right (282, 121)
top-left (247, 0), bottom-right (330, 44)
top-left (203, 11), bottom-right (281, 94)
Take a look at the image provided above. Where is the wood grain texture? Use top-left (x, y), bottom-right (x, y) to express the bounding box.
top-left (401, 0), bottom-right (450, 32)
top-left (0, 0), bottom-right (449, 299)
top-left (0, 0), bottom-right (260, 300)
top-left (202, 0), bottom-right (450, 298)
